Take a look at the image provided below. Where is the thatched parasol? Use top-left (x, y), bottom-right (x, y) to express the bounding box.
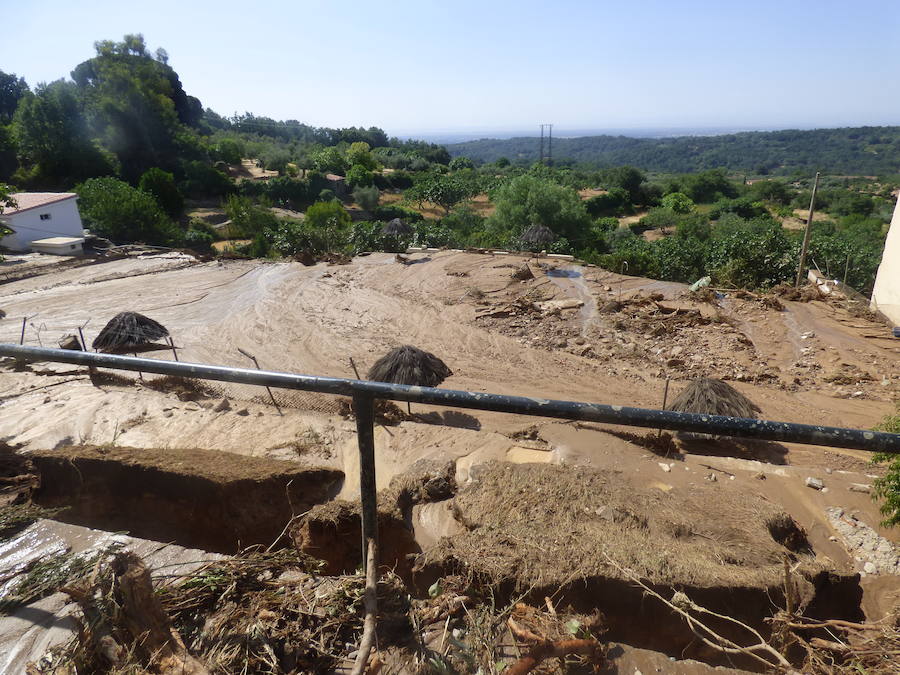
top-left (521, 224), bottom-right (556, 248)
top-left (667, 378), bottom-right (761, 419)
top-left (92, 312), bottom-right (170, 353)
top-left (382, 218), bottom-right (413, 237)
top-left (367, 345), bottom-right (452, 413)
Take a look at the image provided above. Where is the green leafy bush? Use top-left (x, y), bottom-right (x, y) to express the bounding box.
top-left (138, 167), bottom-right (183, 216)
top-left (352, 185), bottom-right (380, 211)
top-left (76, 177), bottom-right (182, 246)
top-left (872, 409), bottom-right (900, 527)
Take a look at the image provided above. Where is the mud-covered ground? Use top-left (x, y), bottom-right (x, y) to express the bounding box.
top-left (0, 250), bottom-right (898, 673)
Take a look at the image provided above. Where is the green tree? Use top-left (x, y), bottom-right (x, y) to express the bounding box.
top-left (76, 177), bottom-right (181, 245)
top-left (138, 167), bottom-right (183, 217)
top-left (410, 173), bottom-right (477, 214)
top-left (71, 35), bottom-right (203, 181)
top-left (304, 199), bottom-right (351, 252)
top-left (661, 192), bottom-right (694, 214)
top-left (310, 146), bottom-right (348, 175)
top-left (585, 187), bottom-right (631, 217)
top-left (449, 156), bottom-right (474, 171)
top-left (487, 174), bottom-right (592, 244)
top-left (347, 141), bottom-right (376, 170)
top-left (346, 164), bottom-right (374, 188)
top-left (14, 80), bottom-right (115, 184)
top-left (0, 71), bottom-right (29, 125)
top-left (215, 138), bottom-right (243, 165)
top-left (601, 165), bottom-right (646, 202)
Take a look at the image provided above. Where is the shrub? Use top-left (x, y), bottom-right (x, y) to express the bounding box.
top-left (214, 138), bottom-right (243, 165)
top-left (138, 167), bottom-right (183, 217)
top-left (352, 185), bottom-right (380, 211)
top-left (373, 204), bottom-right (424, 222)
top-left (661, 192), bottom-right (694, 214)
top-left (346, 164), bottom-right (374, 188)
top-left (872, 409), bottom-right (900, 527)
top-left (184, 227), bottom-right (214, 253)
top-left (181, 161), bottom-right (234, 198)
top-left (76, 177), bottom-right (182, 246)
top-left (709, 196), bottom-right (767, 220)
top-left (585, 187), bottom-right (631, 217)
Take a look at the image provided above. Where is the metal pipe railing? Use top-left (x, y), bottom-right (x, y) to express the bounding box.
top-left (2, 344), bottom-right (899, 453)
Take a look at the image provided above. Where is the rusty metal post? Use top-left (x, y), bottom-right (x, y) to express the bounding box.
top-left (237, 348), bottom-right (282, 415)
top-left (352, 393), bottom-right (378, 563)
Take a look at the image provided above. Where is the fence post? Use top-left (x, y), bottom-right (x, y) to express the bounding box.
top-left (352, 393), bottom-right (378, 562)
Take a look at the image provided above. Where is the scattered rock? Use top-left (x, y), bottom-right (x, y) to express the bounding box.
top-left (863, 561), bottom-right (878, 575)
top-left (163, 410), bottom-right (174, 418)
top-left (214, 398), bottom-right (231, 412)
top-left (848, 483), bottom-right (871, 494)
top-left (805, 477), bottom-right (824, 490)
top-left (753, 472), bottom-right (766, 480)
top-left (236, 408), bottom-right (250, 416)
top-left (658, 463), bottom-right (671, 473)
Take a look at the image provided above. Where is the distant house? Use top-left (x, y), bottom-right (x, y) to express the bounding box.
top-left (325, 173), bottom-right (348, 198)
top-left (870, 197), bottom-right (900, 325)
top-left (0, 193), bottom-right (85, 252)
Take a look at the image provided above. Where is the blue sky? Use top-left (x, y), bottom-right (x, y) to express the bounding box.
top-left (1, 0), bottom-right (898, 136)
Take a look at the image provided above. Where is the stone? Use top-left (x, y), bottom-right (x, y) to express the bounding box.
top-left (236, 408), bottom-right (250, 416)
top-left (573, 336), bottom-right (586, 345)
top-left (849, 483), bottom-right (872, 494)
top-left (659, 463), bottom-right (671, 473)
top-left (670, 345), bottom-right (684, 357)
top-left (824, 467), bottom-right (833, 474)
top-left (863, 562), bottom-right (877, 575)
top-left (214, 398), bottom-right (231, 412)
top-left (805, 477), bottom-right (824, 490)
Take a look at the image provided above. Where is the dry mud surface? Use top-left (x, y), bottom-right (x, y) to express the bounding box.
top-left (1, 250), bottom-right (899, 672)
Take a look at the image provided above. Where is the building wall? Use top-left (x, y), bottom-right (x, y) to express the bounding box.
top-left (0, 198), bottom-right (84, 251)
top-left (870, 197), bottom-right (900, 325)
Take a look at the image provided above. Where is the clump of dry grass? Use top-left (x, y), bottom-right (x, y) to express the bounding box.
top-left (667, 378), bottom-right (761, 418)
top-left (419, 462), bottom-right (822, 591)
top-left (142, 375), bottom-right (216, 401)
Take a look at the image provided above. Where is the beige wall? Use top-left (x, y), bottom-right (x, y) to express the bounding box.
top-left (870, 197), bottom-right (900, 325)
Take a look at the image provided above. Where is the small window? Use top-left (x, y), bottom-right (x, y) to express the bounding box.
top-left (40, 213), bottom-right (52, 221)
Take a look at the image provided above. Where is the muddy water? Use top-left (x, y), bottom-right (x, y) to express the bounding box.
top-left (546, 265), bottom-right (598, 336)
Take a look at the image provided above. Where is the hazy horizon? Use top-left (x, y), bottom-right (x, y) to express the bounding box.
top-left (3, 0), bottom-right (899, 134)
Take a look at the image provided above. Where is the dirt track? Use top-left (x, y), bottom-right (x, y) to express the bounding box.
top-left (1, 250), bottom-right (898, 631)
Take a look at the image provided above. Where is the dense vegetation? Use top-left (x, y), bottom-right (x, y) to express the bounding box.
top-left (0, 33), bottom-right (893, 297)
top-left (446, 128), bottom-right (900, 175)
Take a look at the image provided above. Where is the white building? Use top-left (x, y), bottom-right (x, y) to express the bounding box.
top-left (870, 197), bottom-right (900, 326)
top-left (0, 193), bottom-right (85, 252)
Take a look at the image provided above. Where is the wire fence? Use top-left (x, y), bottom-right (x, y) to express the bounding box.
top-left (0, 314), bottom-right (346, 414)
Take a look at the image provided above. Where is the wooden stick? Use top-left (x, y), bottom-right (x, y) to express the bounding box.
top-left (506, 638), bottom-right (604, 675)
top-left (658, 377), bottom-right (670, 438)
top-left (168, 337), bottom-right (179, 362)
top-left (350, 538), bottom-right (378, 675)
top-left (349, 357), bottom-right (361, 379)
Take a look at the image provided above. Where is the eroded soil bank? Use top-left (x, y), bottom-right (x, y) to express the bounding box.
top-left (28, 445), bottom-right (342, 553)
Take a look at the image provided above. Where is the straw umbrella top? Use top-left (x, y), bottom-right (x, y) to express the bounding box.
top-left (667, 378), bottom-right (761, 418)
top-left (92, 312), bottom-right (170, 352)
top-left (367, 345), bottom-right (452, 388)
